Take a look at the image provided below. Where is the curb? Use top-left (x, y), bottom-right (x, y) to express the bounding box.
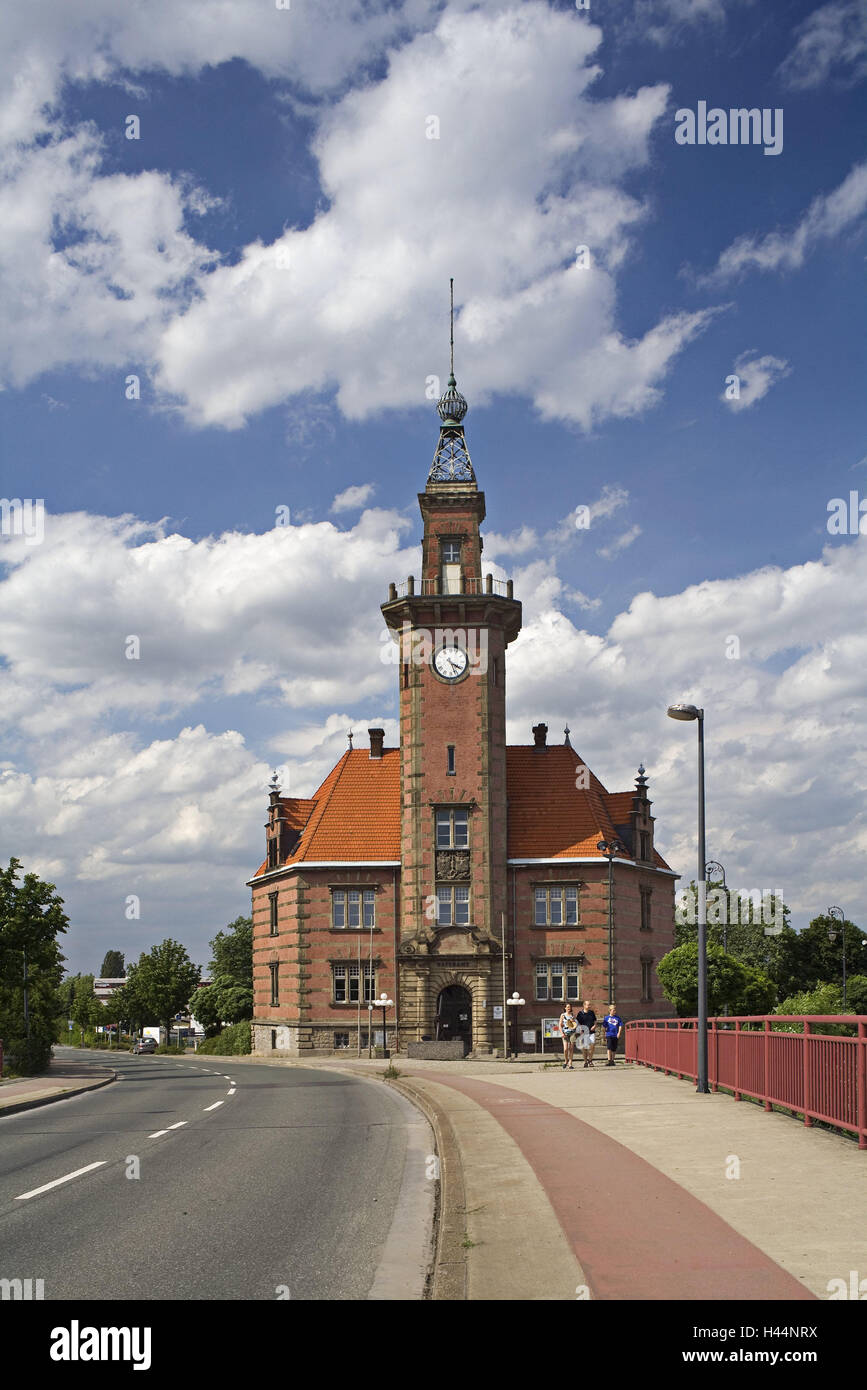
top-left (0, 1070), bottom-right (117, 1117)
top-left (386, 1075), bottom-right (468, 1301)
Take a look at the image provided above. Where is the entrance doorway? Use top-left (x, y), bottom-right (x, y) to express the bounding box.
top-left (436, 985), bottom-right (472, 1049)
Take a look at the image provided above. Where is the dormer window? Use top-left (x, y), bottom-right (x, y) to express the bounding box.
top-left (441, 539), bottom-right (461, 594)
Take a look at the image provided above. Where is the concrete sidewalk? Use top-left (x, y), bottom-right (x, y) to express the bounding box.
top-left (0, 1055), bottom-right (116, 1116)
top-left (220, 1052), bottom-right (864, 1301)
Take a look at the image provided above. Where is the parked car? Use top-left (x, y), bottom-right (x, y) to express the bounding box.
top-left (133, 1037), bottom-right (157, 1054)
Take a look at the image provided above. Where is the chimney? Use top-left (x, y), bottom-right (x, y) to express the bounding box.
top-left (369, 728), bottom-right (385, 759)
top-left (532, 722), bottom-right (548, 749)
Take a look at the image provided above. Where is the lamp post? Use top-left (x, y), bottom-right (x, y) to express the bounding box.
top-left (705, 861), bottom-right (727, 953)
top-left (667, 701), bottom-right (709, 1094)
top-left (377, 992), bottom-right (394, 1057)
top-left (827, 907), bottom-right (847, 1009)
top-left (596, 839), bottom-right (625, 1009)
top-left (506, 991), bottom-right (525, 1058)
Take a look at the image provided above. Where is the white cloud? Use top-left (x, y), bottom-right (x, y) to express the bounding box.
top-left (723, 351), bottom-right (791, 411)
top-left (697, 161), bottom-right (867, 283)
top-left (331, 483), bottom-right (376, 513)
top-left (778, 1), bottom-right (867, 90)
top-left (597, 524), bottom-right (642, 560)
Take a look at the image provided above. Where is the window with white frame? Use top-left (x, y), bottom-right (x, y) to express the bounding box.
top-left (441, 538), bottom-right (461, 594)
top-left (436, 808), bottom-right (469, 849)
top-left (534, 885), bottom-right (579, 926)
top-left (331, 888), bottom-right (376, 929)
top-left (332, 963), bottom-right (375, 1003)
top-left (437, 884), bottom-right (470, 926)
top-left (535, 960), bottom-right (580, 1001)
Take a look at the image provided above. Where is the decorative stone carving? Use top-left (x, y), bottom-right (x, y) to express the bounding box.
top-left (436, 850), bottom-right (470, 880)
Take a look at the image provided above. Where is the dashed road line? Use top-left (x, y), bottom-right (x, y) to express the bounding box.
top-left (16, 1161), bottom-right (107, 1201)
top-left (168, 1121), bottom-right (187, 1129)
top-left (149, 1130), bottom-right (169, 1139)
top-left (203, 1101), bottom-right (224, 1112)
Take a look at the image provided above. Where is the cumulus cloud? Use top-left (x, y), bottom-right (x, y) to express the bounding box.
top-left (777, 0), bottom-right (867, 89)
top-left (597, 524), bottom-right (642, 559)
top-left (331, 483), bottom-right (376, 513)
top-left (696, 161), bottom-right (867, 284)
top-left (723, 351), bottom-right (791, 411)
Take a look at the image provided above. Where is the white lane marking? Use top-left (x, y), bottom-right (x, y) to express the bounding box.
top-left (227, 1088), bottom-right (236, 1096)
top-left (223, 1075), bottom-right (231, 1079)
top-left (168, 1121), bottom-right (187, 1129)
top-left (203, 1101), bottom-right (224, 1111)
top-left (149, 1130), bottom-right (168, 1139)
top-left (16, 1161), bottom-right (107, 1201)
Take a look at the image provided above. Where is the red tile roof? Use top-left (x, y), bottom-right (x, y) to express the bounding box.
top-left (252, 744), bottom-right (672, 872)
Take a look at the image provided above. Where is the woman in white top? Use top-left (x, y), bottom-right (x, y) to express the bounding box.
top-left (559, 1002), bottom-right (578, 1070)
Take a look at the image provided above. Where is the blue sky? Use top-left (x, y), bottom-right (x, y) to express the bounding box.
top-left (1, 0), bottom-right (865, 975)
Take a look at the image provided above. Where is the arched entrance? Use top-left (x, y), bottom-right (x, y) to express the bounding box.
top-left (435, 985), bottom-right (472, 1048)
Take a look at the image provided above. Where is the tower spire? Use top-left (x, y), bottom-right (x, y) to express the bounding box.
top-left (428, 278), bottom-right (475, 485)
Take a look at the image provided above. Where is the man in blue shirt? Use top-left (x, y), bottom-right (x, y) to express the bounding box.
top-left (602, 1004), bottom-right (623, 1067)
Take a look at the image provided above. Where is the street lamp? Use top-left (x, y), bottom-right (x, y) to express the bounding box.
top-left (596, 838), bottom-right (625, 1009)
top-left (705, 861), bottom-right (728, 953)
top-left (376, 992), bottom-right (394, 1057)
top-left (827, 907), bottom-right (847, 1009)
top-left (667, 701), bottom-right (709, 1094)
top-left (506, 991), bottom-right (525, 1058)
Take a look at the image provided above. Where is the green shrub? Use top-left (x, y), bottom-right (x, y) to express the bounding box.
top-left (196, 1021), bottom-right (252, 1055)
top-left (1, 1035), bottom-right (52, 1075)
top-left (154, 1044), bottom-right (186, 1055)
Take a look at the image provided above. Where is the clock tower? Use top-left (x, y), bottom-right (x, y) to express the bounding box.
top-left (382, 301), bottom-right (522, 1052)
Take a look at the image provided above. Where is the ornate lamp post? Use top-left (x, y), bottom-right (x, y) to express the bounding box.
top-left (827, 907), bottom-right (847, 1009)
top-left (596, 839), bottom-right (626, 1009)
top-left (506, 991), bottom-right (525, 1058)
top-left (667, 702), bottom-right (709, 1094)
top-left (705, 861), bottom-right (727, 952)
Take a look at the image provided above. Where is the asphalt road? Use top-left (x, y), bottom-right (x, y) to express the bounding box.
top-left (0, 1048), bottom-right (434, 1301)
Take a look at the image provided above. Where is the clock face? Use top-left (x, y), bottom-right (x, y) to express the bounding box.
top-left (433, 645), bottom-right (469, 680)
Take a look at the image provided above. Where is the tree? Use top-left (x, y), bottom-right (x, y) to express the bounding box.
top-left (209, 916), bottom-right (252, 991)
top-left (657, 942), bottom-right (776, 1016)
top-left (99, 950), bottom-right (125, 978)
top-left (773, 982), bottom-right (850, 1036)
top-left (676, 880), bottom-right (805, 1001)
top-left (795, 915), bottom-right (867, 995)
top-left (846, 975), bottom-right (867, 1015)
top-left (0, 858), bottom-right (68, 1073)
top-left (190, 975), bottom-right (254, 1037)
top-left (127, 939), bottom-right (200, 1043)
top-left (70, 975), bottom-right (103, 1043)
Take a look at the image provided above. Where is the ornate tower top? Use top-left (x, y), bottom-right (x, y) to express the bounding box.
top-left (428, 279), bottom-right (476, 486)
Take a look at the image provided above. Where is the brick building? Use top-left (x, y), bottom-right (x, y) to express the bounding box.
top-left (249, 364), bottom-right (677, 1055)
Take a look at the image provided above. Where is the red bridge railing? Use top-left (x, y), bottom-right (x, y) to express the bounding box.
top-left (625, 1016), bottom-right (867, 1149)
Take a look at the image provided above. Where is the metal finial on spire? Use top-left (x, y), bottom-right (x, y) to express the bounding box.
top-left (450, 276), bottom-right (455, 377)
top-left (564, 725), bottom-right (572, 748)
top-left (348, 730), bottom-right (354, 749)
top-left (430, 278), bottom-right (474, 482)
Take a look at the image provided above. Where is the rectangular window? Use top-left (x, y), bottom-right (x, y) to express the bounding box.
top-left (640, 831), bottom-right (650, 861)
top-left (269, 892), bottom-right (279, 936)
top-left (333, 963), bottom-right (375, 1003)
top-left (641, 960), bottom-right (653, 1001)
top-left (442, 540), bottom-right (461, 563)
top-left (436, 807), bottom-right (469, 848)
top-left (441, 539), bottom-right (462, 594)
top-left (437, 884), bottom-right (470, 926)
top-left (447, 745), bottom-right (455, 775)
top-left (534, 885), bottom-right (580, 926)
top-left (640, 887), bottom-right (652, 931)
top-left (332, 888), bottom-right (376, 929)
top-left (267, 837), bottom-right (277, 869)
top-left (536, 961), bottom-right (569, 1001)
top-left (334, 1032), bottom-right (350, 1050)
top-left (269, 962), bottom-right (279, 1007)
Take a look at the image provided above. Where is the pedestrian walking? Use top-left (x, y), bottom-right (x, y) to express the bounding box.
top-left (602, 1004), bottom-right (623, 1066)
top-left (577, 1000), bottom-right (597, 1068)
top-left (559, 1002), bottom-right (578, 1069)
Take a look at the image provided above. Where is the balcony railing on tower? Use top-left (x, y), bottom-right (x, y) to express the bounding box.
top-left (388, 574), bottom-right (513, 601)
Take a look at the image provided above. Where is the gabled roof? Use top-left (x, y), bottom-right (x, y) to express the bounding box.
top-left (252, 743), bottom-right (672, 874)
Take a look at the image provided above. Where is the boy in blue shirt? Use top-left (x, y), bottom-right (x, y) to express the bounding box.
top-left (602, 1004), bottom-right (623, 1067)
